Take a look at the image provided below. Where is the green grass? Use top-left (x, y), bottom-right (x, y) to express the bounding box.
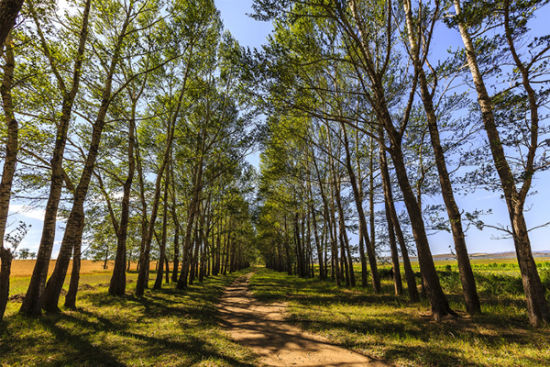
top-left (3, 261), bottom-right (549, 366)
top-left (1, 271), bottom-right (256, 366)
top-left (250, 266), bottom-right (550, 367)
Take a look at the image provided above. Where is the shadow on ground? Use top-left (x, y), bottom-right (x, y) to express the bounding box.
top-left (0, 273), bottom-right (256, 367)
top-left (249, 268), bottom-right (550, 367)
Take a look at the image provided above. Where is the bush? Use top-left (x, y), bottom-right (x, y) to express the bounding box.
top-left (540, 268), bottom-right (550, 290)
top-left (476, 273), bottom-right (524, 297)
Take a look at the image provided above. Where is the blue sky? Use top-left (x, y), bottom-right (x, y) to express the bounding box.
top-left (215, 0), bottom-right (273, 49)
top-left (7, 0), bottom-right (549, 257)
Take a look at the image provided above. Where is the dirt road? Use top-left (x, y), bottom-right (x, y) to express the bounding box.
top-left (218, 272), bottom-right (389, 367)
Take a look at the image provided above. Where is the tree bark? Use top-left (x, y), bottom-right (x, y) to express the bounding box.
top-left (334, 172), bottom-right (355, 287)
top-left (378, 132), bottom-right (418, 301)
top-left (177, 156), bottom-right (203, 289)
top-left (64, 234), bottom-right (82, 309)
top-left (0, 36), bottom-right (17, 321)
top-left (385, 200), bottom-right (403, 296)
top-left (109, 104), bottom-right (136, 296)
top-left (341, 123), bottom-right (380, 291)
top-left (168, 161), bottom-right (180, 282)
top-left (308, 189), bottom-right (325, 280)
top-left (0, 248), bottom-right (12, 321)
top-left (41, 7), bottom-right (131, 312)
top-left (21, 0), bottom-right (92, 316)
top-left (386, 126), bottom-right (453, 319)
top-left (171, 212), bottom-right (180, 282)
top-left (312, 154), bottom-right (336, 282)
top-left (403, 0), bottom-right (480, 315)
top-left (354, 130), bottom-right (368, 288)
top-left (454, 0), bottom-right (549, 326)
top-left (0, 0), bottom-right (24, 52)
top-left (153, 169), bottom-right (170, 289)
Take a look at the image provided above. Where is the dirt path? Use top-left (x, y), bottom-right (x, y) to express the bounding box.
top-left (218, 272), bottom-right (389, 367)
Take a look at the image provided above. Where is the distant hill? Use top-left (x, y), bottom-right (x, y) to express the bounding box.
top-left (423, 251), bottom-right (550, 261)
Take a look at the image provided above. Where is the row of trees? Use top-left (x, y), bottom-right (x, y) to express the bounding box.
top-left (0, 0), bottom-right (256, 321)
top-left (251, 0), bottom-right (550, 326)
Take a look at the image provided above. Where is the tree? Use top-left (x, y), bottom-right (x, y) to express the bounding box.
top-left (0, 0), bottom-right (24, 51)
top-left (17, 248), bottom-right (31, 259)
top-left (20, 0), bottom-right (93, 316)
top-left (401, 0), bottom-right (480, 315)
top-left (252, 0), bottom-right (454, 320)
top-left (0, 34), bottom-right (19, 321)
top-left (451, 0), bottom-right (550, 326)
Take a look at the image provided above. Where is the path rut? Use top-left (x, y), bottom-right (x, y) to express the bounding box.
top-left (218, 272), bottom-right (389, 367)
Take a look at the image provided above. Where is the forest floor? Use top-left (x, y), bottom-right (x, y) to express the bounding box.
top-left (218, 271), bottom-right (387, 366)
top-left (249, 267), bottom-right (550, 367)
top-left (1, 270), bottom-right (257, 366)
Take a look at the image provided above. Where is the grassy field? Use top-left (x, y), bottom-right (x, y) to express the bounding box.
top-left (250, 262), bottom-right (550, 367)
top-left (2, 259), bottom-right (550, 366)
top-left (1, 268), bottom-right (256, 366)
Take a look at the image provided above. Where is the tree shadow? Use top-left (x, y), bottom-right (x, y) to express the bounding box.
top-left (251, 269), bottom-right (550, 367)
top-left (0, 273), bottom-right (255, 366)
top-left (38, 311), bottom-right (255, 367)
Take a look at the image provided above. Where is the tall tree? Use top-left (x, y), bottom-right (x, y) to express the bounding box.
top-left (0, 35), bottom-right (18, 321)
top-left (402, 0), bottom-right (480, 315)
top-left (21, 0), bottom-right (92, 316)
top-left (452, 0), bottom-right (550, 326)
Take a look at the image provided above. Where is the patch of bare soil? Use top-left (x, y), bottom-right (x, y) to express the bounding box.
top-left (218, 273), bottom-right (389, 367)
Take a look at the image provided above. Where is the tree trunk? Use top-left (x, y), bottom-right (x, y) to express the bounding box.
top-left (385, 200), bottom-right (403, 296)
top-left (312, 156), bottom-right (336, 282)
top-left (454, 0), bottom-right (549, 326)
top-left (354, 130), bottom-right (368, 288)
top-left (109, 105), bottom-right (136, 296)
top-left (172, 220), bottom-right (180, 282)
top-left (402, 0), bottom-right (480, 315)
top-left (334, 174), bottom-right (355, 287)
top-left (41, 7), bottom-right (131, 311)
top-left (136, 113), bottom-right (177, 296)
top-left (64, 235), bottom-right (82, 309)
top-left (374, 75), bottom-right (453, 318)
top-left (329, 195), bottom-right (340, 286)
top-left (164, 256), bottom-right (170, 284)
top-left (20, 0), bottom-right (91, 316)
top-left (378, 132), bottom-right (418, 302)
top-left (341, 124), bottom-right (380, 291)
top-left (387, 128), bottom-right (453, 319)
top-left (309, 199), bottom-right (325, 280)
top-left (154, 172), bottom-right (170, 290)
top-left (177, 158), bottom-right (203, 289)
top-left (0, 36), bottom-right (18, 321)
top-left (0, 0), bottom-right (24, 52)
top-left (368, 139), bottom-right (376, 267)
top-left (170, 168), bottom-right (180, 282)
top-left (0, 248), bottom-right (12, 321)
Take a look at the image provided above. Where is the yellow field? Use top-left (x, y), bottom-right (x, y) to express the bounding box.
top-left (9, 259), bottom-right (160, 277)
top-left (10, 257), bottom-right (549, 277)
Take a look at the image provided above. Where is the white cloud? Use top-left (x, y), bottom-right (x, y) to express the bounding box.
top-left (9, 204), bottom-right (46, 221)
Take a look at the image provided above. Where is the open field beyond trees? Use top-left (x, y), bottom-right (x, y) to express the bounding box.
top-left (8, 260), bottom-right (159, 277)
